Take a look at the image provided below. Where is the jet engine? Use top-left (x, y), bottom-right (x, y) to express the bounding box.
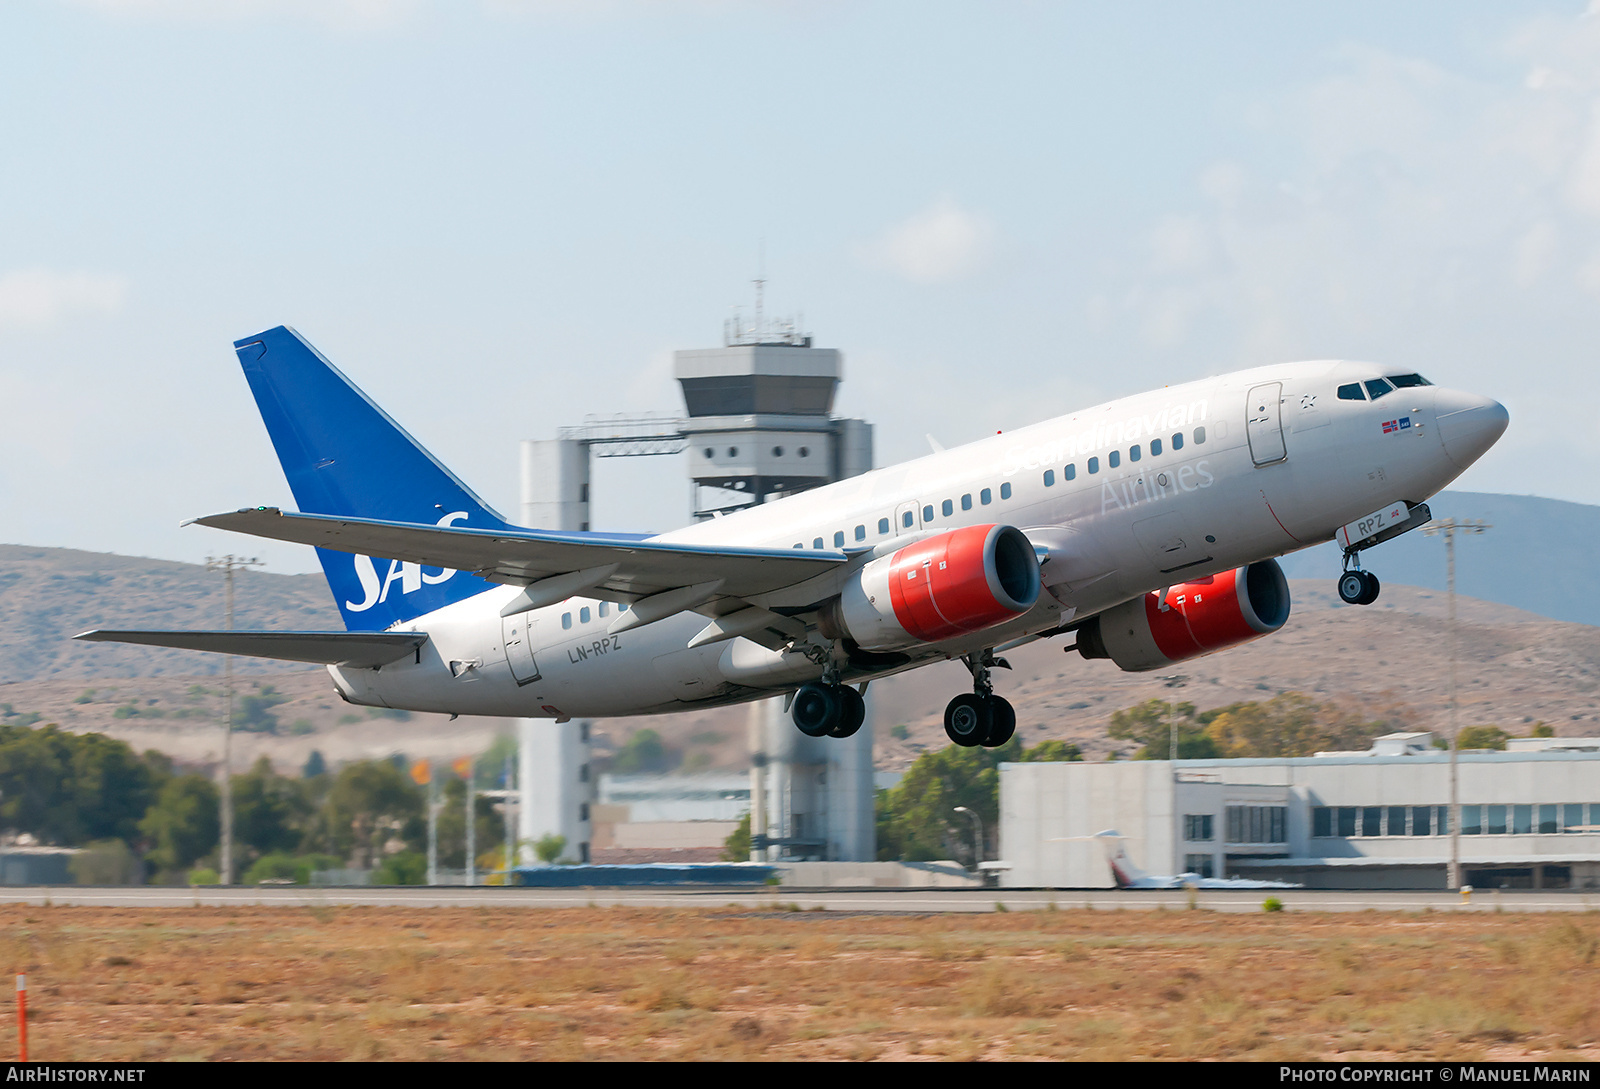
top-left (1076, 559), bottom-right (1290, 672)
top-left (818, 524), bottom-right (1041, 651)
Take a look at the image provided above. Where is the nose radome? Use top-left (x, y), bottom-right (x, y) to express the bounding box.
top-left (1434, 390), bottom-right (1509, 470)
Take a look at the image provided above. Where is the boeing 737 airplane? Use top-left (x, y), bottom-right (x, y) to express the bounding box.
top-left (79, 326), bottom-right (1508, 747)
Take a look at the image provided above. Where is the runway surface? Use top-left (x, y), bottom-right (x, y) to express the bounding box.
top-left (0, 885), bottom-right (1595, 912)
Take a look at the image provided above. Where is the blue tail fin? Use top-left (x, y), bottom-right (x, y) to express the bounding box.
top-left (233, 326), bottom-right (509, 631)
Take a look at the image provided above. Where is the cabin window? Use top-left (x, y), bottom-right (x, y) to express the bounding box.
top-left (1108, 450), bottom-right (1120, 469)
top-left (1088, 457), bottom-right (1099, 474)
top-left (792, 543), bottom-right (803, 549)
top-left (878, 517), bottom-right (890, 535)
top-left (1364, 378), bottom-right (1394, 400)
top-left (980, 488), bottom-right (992, 505)
top-left (813, 537), bottom-right (824, 549)
top-left (598, 602), bottom-right (608, 617)
top-left (942, 498), bottom-right (954, 516)
top-left (1065, 463), bottom-right (1076, 481)
top-left (1171, 432), bottom-right (1184, 451)
top-left (961, 494), bottom-right (972, 511)
top-left (1150, 438), bottom-right (1162, 456)
top-left (999, 482), bottom-right (1012, 500)
top-left (902, 511), bottom-right (914, 528)
top-left (1337, 383), bottom-right (1366, 401)
top-left (561, 613), bottom-right (572, 630)
top-left (1130, 445), bottom-right (1141, 462)
top-left (1193, 426), bottom-right (1206, 444)
top-left (833, 531), bottom-right (845, 547)
top-left (579, 606), bottom-right (591, 624)
top-left (1043, 469), bottom-right (1055, 486)
top-left (855, 524), bottom-right (866, 541)
top-left (923, 505), bottom-right (934, 523)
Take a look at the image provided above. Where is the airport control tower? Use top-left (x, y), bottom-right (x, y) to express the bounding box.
top-left (517, 287), bottom-right (876, 864)
top-left (520, 284), bottom-right (872, 525)
top-left (677, 295), bottom-right (872, 518)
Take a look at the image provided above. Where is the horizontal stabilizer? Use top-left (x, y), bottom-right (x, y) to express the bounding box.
top-left (191, 507), bottom-right (849, 601)
top-left (74, 629), bottom-right (428, 668)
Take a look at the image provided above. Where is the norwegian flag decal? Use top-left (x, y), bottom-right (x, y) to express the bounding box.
top-left (1382, 417), bottom-right (1412, 434)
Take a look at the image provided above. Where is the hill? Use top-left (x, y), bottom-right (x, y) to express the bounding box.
top-left (0, 544), bottom-right (339, 682)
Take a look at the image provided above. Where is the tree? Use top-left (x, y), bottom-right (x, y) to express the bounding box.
top-left (535, 834), bottom-right (567, 863)
top-left (436, 775), bottom-right (499, 869)
top-left (234, 684), bottom-right (287, 734)
top-left (0, 724), bottom-right (161, 846)
top-left (69, 839), bottom-right (140, 885)
top-left (1457, 725), bottom-right (1510, 751)
top-left (611, 728), bottom-right (673, 773)
top-left (1107, 699), bottom-right (1218, 759)
top-left (232, 756), bottom-right (312, 862)
top-left (372, 850), bottom-right (426, 885)
top-left (721, 812), bottom-right (752, 861)
top-left (1203, 693), bottom-right (1376, 757)
top-left (876, 738), bottom-right (1081, 866)
top-left (310, 759), bottom-right (424, 868)
top-left (140, 774), bottom-right (220, 880)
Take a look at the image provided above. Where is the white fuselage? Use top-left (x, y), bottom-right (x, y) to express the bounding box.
top-left (326, 360), bottom-right (1499, 720)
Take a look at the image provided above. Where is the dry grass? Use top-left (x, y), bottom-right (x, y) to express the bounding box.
top-left (0, 905), bottom-right (1597, 1060)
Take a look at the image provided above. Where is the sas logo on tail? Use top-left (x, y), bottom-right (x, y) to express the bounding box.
top-left (345, 511), bottom-right (467, 613)
top-left (1381, 417), bottom-right (1412, 434)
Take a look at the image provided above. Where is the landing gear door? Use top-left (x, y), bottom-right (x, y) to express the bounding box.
top-left (502, 611), bottom-right (541, 686)
top-left (1246, 382), bottom-right (1287, 466)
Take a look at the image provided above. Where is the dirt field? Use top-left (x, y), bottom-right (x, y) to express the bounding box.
top-left (1, 904), bottom-right (1597, 1061)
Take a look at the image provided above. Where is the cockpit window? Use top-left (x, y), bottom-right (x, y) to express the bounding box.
top-left (1364, 378), bottom-right (1394, 400)
top-left (1337, 383), bottom-right (1366, 401)
top-left (1387, 373), bottom-right (1432, 388)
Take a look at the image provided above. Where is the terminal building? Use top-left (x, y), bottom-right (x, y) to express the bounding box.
top-left (1001, 734), bottom-right (1600, 890)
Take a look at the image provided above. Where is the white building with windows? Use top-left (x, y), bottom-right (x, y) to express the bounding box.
top-left (1000, 734), bottom-right (1600, 890)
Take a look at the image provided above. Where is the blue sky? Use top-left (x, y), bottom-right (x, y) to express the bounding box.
top-left (1, 1), bottom-right (1594, 574)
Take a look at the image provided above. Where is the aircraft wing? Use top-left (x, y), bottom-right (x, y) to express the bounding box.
top-left (191, 507), bottom-right (850, 616)
top-left (74, 629), bottom-right (429, 668)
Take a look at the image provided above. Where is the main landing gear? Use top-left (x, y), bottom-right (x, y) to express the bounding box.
top-left (1338, 553), bottom-right (1381, 606)
top-left (791, 680), bottom-right (866, 739)
top-left (943, 650), bottom-right (1016, 749)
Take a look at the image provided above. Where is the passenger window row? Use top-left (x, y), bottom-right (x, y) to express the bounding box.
top-left (785, 426), bottom-right (1212, 550)
top-left (560, 601), bottom-right (615, 629)
top-left (1042, 427), bottom-right (1206, 488)
top-left (791, 481), bottom-right (1018, 549)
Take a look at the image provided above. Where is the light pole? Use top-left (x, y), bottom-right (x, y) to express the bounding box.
top-left (1421, 518), bottom-right (1490, 891)
top-left (1160, 674), bottom-right (1189, 763)
top-left (206, 554), bottom-right (263, 886)
top-left (953, 806), bottom-right (984, 871)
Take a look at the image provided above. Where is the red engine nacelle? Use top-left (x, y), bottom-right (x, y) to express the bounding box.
top-left (1078, 560), bottom-right (1291, 672)
top-left (819, 524), bottom-right (1042, 651)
